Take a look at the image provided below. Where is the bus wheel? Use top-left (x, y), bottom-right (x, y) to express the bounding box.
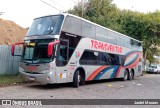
top-left (79, 72), bottom-right (85, 85)
top-left (73, 70), bottom-right (80, 88)
top-left (128, 70), bottom-right (134, 80)
top-left (123, 70), bottom-right (128, 81)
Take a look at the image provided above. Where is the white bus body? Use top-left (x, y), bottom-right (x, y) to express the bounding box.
top-left (12, 13), bottom-right (143, 87)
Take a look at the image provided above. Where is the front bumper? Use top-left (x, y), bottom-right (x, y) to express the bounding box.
top-left (19, 70), bottom-right (56, 84)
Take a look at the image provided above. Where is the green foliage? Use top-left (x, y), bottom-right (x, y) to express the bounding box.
top-left (68, 0), bottom-right (160, 63)
top-left (117, 11), bottom-right (160, 62)
top-left (0, 75), bottom-right (25, 86)
top-left (68, 0), bottom-right (119, 29)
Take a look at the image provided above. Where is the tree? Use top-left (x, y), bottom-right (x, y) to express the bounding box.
top-left (68, 0), bottom-right (119, 29)
top-left (68, 0), bottom-right (160, 64)
top-left (142, 12), bottom-right (160, 63)
top-left (116, 10), bottom-right (160, 63)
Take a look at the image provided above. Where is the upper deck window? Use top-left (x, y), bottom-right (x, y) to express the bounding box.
top-left (26, 15), bottom-right (64, 36)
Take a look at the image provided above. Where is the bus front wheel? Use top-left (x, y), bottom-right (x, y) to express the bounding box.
top-left (73, 70), bottom-right (80, 88)
top-left (73, 70), bottom-right (85, 88)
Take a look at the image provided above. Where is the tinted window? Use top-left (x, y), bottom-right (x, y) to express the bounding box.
top-left (23, 47), bottom-right (34, 60)
top-left (56, 40), bottom-right (68, 66)
top-left (57, 32), bottom-right (81, 66)
top-left (130, 39), bottom-right (142, 47)
top-left (82, 21), bottom-right (96, 39)
top-left (26, 15), bottom-right (64, 36)
top-left (60, 32), bottom-right (81, 60)
top-left (125, 37), bottom-right (132, 48)
top-left (96, 26), bottom-right (108, 42)
top-left (117, 35), bottom-right (125, 47)
top-left (80, 50), bottom-right (125, 66)
top-left (22, 39), bottom-right (55, 63)
top-left (79, 51), bottom-right (98, 65)
top-left (62, 16), bottom-right (82, 36)
top-left (107, 30), bottom-right (117, 44)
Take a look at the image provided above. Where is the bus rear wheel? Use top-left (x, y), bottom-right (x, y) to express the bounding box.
top-left (128, 70), bottom-right (134, 80)
top-left (122, 70), bottom-right (128, 81)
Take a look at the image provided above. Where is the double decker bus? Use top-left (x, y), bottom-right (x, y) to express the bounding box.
top-left (12, 13), bottom-right (143, 88)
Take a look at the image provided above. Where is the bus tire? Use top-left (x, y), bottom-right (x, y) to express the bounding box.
top-left (129, 70), bottom-right (134, 80)
top-left (79, 72), bottom-right (85, 85)
top-left (141, 72), bottom-right (143, 76)
top-left (73, 70), bottom-right (80, 88)
top-left (122, 70), bottom-right (128, 81)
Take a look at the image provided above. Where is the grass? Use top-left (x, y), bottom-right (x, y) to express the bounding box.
top-left (0, 75), bottom-right (26, 86)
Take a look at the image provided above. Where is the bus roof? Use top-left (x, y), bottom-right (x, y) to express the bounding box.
top-left (34, 13), bottom-right (142, 43)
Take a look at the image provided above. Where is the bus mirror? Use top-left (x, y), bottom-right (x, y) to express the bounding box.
top-left (48, 40), bottom-right (60, 57)
top-left (11, 42), bottom-right (24, 56)
top-left (11, 44), bottom-right (15, 55)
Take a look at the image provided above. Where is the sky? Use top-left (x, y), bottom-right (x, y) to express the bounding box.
top-left (0, 0), bottom-right (160, 28)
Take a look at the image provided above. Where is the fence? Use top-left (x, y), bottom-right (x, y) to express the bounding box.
top-left (0, 45), bottom-right (22, 75)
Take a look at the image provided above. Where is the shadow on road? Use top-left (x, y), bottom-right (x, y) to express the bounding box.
top-left (26, 78), bottom-right (124, 90)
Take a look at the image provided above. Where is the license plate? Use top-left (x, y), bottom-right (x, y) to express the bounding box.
top-left (29, 76), bottom-right (35, 81)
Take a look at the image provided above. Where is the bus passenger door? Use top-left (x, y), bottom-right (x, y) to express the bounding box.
top-left (55, 39), bottom-right (69, 83)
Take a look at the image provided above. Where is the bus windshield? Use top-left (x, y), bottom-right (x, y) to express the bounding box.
top-left (22, 39), bottom-right (57, 63)
top-left (26, 15), bottom-right (64, 36)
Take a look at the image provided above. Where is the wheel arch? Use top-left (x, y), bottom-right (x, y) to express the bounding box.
top-left (74, 67), bottom-right (86, 80)
top-left (125, 68), bottom-right (129, 73)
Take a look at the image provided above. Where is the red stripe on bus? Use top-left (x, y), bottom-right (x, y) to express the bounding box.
top-left (125, 52), bottom-right (140, 60)
top-left (115, 66), bottom-right (123, 78)
top-left (125, 57), bottom-right (140, 69)
top-left (116, 53), bottom-right (142, 78)
top-left (87, 66), bottom-right (108, 81)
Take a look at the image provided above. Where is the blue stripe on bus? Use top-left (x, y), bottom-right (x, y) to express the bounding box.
top-left (89, 51), bottom-right (141, 80)
top-left (125, 51), bottom-right (140, 56)
top-left (110, 66), bottom-right (119, 79)
top-left (94, 66), bottom-right (116, 80)
top-left (124, 54), bottom-right (139, 66)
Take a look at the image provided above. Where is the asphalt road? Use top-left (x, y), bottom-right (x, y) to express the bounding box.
top-left (0, 73), bottom-right (160, 108)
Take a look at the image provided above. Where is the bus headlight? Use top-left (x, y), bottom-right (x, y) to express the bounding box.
top-left (49, 71), bottom-right (53, 75)
top-left (41, 69), bottom-right (53, 74)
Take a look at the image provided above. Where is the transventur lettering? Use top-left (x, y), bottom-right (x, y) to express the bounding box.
top-left (91, 40), bottom-right (122, 54)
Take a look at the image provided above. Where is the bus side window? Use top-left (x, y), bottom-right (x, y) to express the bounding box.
top-left (58, 46), bottom-right (67, 61)
top-left (114, 55), bottom-right (121, 65)
top-left (119, 55), bottom-right (126, 66)
top-left (60, 32), bottom-right (81, 61)
top-left (79, 50), bottom-right (125, 66)
top-left (57, 40), bottom-right (68, 66)
top-left (110, 54), bottom-right (120, 65)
